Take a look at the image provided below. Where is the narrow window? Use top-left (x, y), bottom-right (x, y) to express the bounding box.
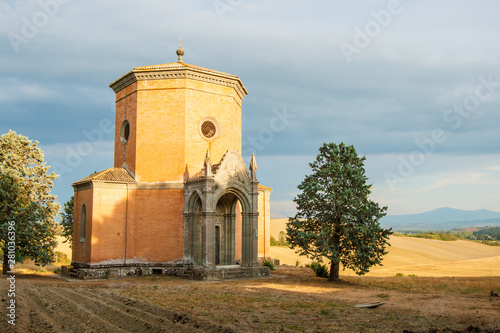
top-left (80, 204), bottom-right (86, 242)
top-left (120, 120), bottom-right (130, 144)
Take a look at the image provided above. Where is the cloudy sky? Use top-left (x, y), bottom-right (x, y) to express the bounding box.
top-left (1, 0), bottom-right (499, 218)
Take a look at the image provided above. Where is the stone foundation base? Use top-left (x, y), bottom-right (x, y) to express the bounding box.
top-left (61, 264), bottom-right (270, 281)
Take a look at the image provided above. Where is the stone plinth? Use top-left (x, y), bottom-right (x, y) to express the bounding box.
top-left (62, 264), bottom-right (270, 281)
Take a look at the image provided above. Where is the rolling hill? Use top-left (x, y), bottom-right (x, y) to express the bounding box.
top-left (380, 207), bottom-right (500, 231)
top-left (271, 207), bottom-right (500, 233)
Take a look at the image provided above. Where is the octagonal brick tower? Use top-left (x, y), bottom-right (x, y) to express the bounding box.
top-left (109, 45), bottom-right (248, 182)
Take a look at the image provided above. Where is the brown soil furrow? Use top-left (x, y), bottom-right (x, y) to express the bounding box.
top-left (59, 287), bottom-right (208, 333)
top-left (2, 288), bottom-right (38, 333)
top-left (77, 289), bottom-right (200, 331)
top-left (63, 287), bottom-right (178, 332)
top-left (21, 285), bottom-right (72, 332)
top-left (46, 286), bottom-right (129, 333)
top-left (75, 288), bottom-right (234, 333)
top-left (0, 282), bottom-right (95, 333)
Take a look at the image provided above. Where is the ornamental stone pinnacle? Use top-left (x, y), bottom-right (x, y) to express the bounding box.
top-left (176, 40), bottom-right (184, 63)
top-left (250, 153), bottom-right (258, 181)
top-left (204, 149), bottom-right (212, 177)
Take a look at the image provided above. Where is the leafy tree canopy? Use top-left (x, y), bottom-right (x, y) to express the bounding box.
top-left (286, 142), bottom-right (392, 281)
top-left (60, 196), bottom-right (74, 247)
top-left (0, 130), bottom-right (60, 274)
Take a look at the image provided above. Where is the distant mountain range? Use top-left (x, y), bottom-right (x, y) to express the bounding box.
top-left (380, 207), bottom-right (500, 232)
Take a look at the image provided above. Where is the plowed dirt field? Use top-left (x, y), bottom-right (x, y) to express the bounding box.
top-left (1, 268), bottom-right (499, 332)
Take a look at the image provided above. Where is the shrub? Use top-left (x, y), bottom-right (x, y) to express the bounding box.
top-left (270, 232), bottom-right (290, 247)
top-left (262, 260), bottom-right (275, 270)
top-left (306, 261), bottom-right (329, 278)
top-left (54, 251), bottom-right (71, 265)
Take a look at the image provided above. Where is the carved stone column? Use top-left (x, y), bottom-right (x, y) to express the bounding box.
top-left (201, 177), bottom-right (215, 267)
top-left (202, 211), bottom-right (216, 266)
top-left (183, 212), bottom-right (193, 263)
top-left (227, 213), bottom-right (236, 264)
top-left (241, 212), bottom-right (259, 267)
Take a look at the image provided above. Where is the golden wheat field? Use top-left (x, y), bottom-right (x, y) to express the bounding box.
top-left (270, 218), bottom-right (500, 277)
top-left (55, 236), bottom-right (72, 257)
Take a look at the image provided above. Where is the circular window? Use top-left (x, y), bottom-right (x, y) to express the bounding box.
top-left (199, 117), bottom-right (220, 141)
top-left (120, 120), bottom-right (130, 144)
top-left (201, 121), bottom-right (216, 138)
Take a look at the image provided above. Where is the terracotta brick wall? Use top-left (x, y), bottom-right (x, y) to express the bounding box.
top-left (72, 188), bottom-right (93, 264)
top-left (90, 186), bottom-right (128, 264)
top-left (126, 188), bottom-right (184, 263)
top-left (114, 82), bottom-right (138, 177)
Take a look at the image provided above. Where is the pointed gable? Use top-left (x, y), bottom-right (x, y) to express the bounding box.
top-left (213, 151), bottom-right (252, 186)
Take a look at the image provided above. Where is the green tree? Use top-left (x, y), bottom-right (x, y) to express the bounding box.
top-left (60, 196), bottom-right (74, 247)
top-left (278, 231), bottom-right (288, 246)
top-left (286, 142), bottom-right (392, 281)
top-left (0, 130), bottom-right (60, 274)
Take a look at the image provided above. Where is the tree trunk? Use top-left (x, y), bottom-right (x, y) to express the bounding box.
top-left (329, 260), bottom-right (340, 281)
top-left (2, 246), bottom-right (9, 275)
top-left (328, 233), bottom-right (341, 281)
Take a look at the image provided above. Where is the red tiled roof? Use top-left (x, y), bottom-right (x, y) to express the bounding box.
top-left (72, 167), bottom-right (135, 185)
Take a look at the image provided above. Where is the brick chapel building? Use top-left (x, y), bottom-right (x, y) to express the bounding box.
top-left (68, 46), bottom-right (272, 279)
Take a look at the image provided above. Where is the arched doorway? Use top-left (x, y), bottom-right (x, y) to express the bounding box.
top-left (185, 192), bottom-right (204, 265)
top-left (183, 150), bottom-right (260, 268)
top-left (214, 192), bottom-right (243, 265)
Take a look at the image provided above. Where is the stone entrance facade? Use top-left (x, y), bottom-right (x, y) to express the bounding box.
top-left (66, 46), bottom-right (271, 280)
top-left (184, 150), bottom-right (259, 268)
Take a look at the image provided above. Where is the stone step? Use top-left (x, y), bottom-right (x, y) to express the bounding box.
top-left (67, 268), bottom-right (79, 278)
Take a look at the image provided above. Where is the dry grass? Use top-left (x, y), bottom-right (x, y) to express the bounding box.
top-left (112, 268), bottom-right (500, 332)
top-left (344, 275), bottom-right (500, 295)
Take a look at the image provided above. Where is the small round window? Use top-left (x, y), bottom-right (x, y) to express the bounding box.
top-left (120, 120), bottom-right (130, 144)
top-left (199, 117), bottom-right (220, 141)
top-left (201, 121), bottom-right (216, 138)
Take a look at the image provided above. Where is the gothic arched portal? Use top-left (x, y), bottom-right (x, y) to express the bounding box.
top-left (183, 151), bottom-right (259, 268)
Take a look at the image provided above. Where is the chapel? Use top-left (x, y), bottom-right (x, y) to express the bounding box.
top-left (67, 45), bottom-right (272, 279)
